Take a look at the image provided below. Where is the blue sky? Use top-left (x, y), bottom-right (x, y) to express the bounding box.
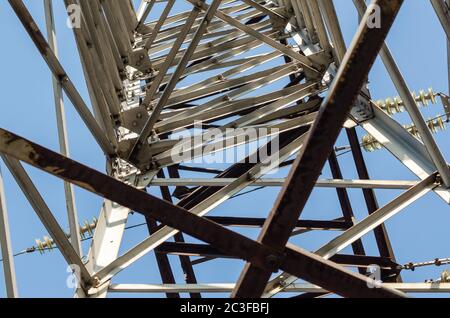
top-left (0, 0), bottom-right (449, 298)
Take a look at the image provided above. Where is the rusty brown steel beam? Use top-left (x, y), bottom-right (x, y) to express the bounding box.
top-left (0, 130), bottom-right (277, 273)
top-left (145, 178), bottom-right (180, 299)
top-left (8, 0), bottom-right (116, 155)
top-left (157, 241), bottom-right (400, 268)
top-left (346, 127), bottom-right (401, 282)
top-left (280, 245), bottom-right (403, 298)
top-left (0, 128), bottom-right (405, 298)
top-left (206, 216), bottom-right (351, 230)
top-left (145, 218), bottom-right (180, 298)
top-left (159, 168), bottom-right (201, 299)
top-left (328, 152), bottom-right (366, 275)
top-left (232, 0), bottom-right (405, 298)
top-left (153, 216), bottom-right (351, 232)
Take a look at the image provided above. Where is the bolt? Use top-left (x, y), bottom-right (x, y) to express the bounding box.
top-left (435, 174), bottom-right (443, 186)
top-left (89, 277), bottom-right (101, 288)
top-left (59, 75), bottom-right (69, 83)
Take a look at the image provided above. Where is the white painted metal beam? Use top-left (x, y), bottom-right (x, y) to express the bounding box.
top-left (149, 178), bottom-right (420, 189)
top-left (44, 0), bottom-right (82, 257)
top-left (108, 282), bottom-right (450, 294)
top-left (0, 166), bottom-right (18, 298)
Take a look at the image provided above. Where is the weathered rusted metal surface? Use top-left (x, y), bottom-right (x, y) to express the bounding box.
top-left (0, 128), bottom-right (405, 297)
top-left (4, 0), bottom-right (431, 299)
top-left (347, 127), bottom-right (400, 282)
top-left (232, 0), bottom-right (405, 298)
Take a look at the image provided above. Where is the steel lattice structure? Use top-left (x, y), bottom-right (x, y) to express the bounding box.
top-left (1, 0), bottom-right (450, 298)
